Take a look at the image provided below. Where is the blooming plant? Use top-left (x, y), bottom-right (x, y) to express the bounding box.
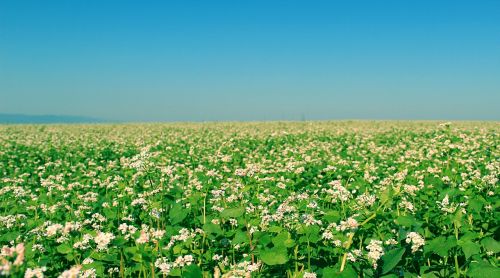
top-left (0, 121), bottom-right (498, 277)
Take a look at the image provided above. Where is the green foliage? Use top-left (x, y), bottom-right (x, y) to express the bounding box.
top-left (259, 247), bottom-right (288, 265)
top-left (381, 247), bottom-right (405, 274)
top-left (0, 121), bottom-right (498, 277)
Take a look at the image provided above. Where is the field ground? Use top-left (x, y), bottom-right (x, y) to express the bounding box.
top-left (0, 121), bottom-right (498, 277)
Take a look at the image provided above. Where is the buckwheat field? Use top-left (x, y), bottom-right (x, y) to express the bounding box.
top-left (0, 122), bottom-right (498, 278)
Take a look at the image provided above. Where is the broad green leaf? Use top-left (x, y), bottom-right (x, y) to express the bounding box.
top-left (323, 210), bottom-right (341, 223)
top-left (268, 225), bottom-right (283, 233)
top-left (220, 207), bottom-right (245, 218)
top-left (169, 203), bottom-right (188, 225)
top-left (467, 261), bottom-right (500, 278)
top-left (272, 231), bottom-right (295, 248)
top-left (169, 268), bottom-right (182, 277)
top-left (424, 236), bottom-right (456, 257)
top-left (381, 247), bottom-right (405, 274)
top-left (459, 241), bottom-right (481, 259)
top-left (83, 261), bottom-right (105, 275)
top-left (182, 264), bottom-right (202, 278)
top-left (481, 237), bottom-right (500, 253)
top-left (232, 230), bottom-right (249, 245)
top-left (203, 223), bottom-right (223, 235)
top-left (395, 215), bottom-right (419, 227)
top-left (56, 244), bottom-right (72, 254)
top-left (103, 208), bottom-right (116, 219)
top-left (322, 264), bottom-right (357, 278)
top-left (260, 247), bottom-right (288, 265)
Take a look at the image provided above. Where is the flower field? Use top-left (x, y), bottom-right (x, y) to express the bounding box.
top-left (0, 121), bottom-right (498, 278)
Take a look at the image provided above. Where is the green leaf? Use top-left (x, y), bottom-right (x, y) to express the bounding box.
top-left (232, 230), bottom-right (249, 245)
top-left (272, 231), bottom-right (295, 248)
top-left (203, 223), bottom-right (223, 235)
top-left (322, 264), bottom-right (357, 278)
top-left (56, 244), bottom-right (72, 254)
top-left (220, 207), bottom-right (245, 218)
top-left (381, 247), bottom-right (405, 274)
top-left (467, 261), bottom-right (500, 278)
top-left (323, 210), bottom-right (341, 223)
top-left (380, 187), bottom-right (394, 207)
top-left (424, 236), bottom-right (456, 257)
top-left (124, 246), bottom-right (138, 254)
top-left (169, 268), bottom-right (182, 277)
top-left (260, 247), bottom-right (288, 265)
top-left (468, 198), bottom-right (484, 213)
top-left (169, 203), bottom-right (188, 225)
top-left (83, 262), bottom-right (105, 275)
top-left (103, 208), bottom-right (116, 219)
top-left (182, 264), bottom-right (202, 278)
top-left (268, 225), bottom-right (283, 233)
top-left (481, 237), bottom-right (500, 253)
top-left (298, 225), bottom-right (321, 243)
top-left (459, 241), bottom-right (481, 259)
top-left (132, 253), bottom-right (142, 262)
top-left (420, 272), bottom-right (439, 278)
top-left (65, 253), bottom-right (75, 261)
top-left (395, 215), bottom-right (419, 227)
top-left (0, 232), bottom-right (18, 242)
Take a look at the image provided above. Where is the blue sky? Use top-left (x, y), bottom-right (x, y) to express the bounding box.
top-left (1, 0), bottom-right (499, 121)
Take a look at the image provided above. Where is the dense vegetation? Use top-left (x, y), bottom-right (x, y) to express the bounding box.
top-left (0, 122), bottom-right (498, 277)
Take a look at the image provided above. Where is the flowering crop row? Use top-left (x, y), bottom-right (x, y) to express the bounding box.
top-left (0, 122), bottom-right (498, 277)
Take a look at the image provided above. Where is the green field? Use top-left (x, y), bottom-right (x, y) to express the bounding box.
top-left (0, 122), bottom-right (498, 277)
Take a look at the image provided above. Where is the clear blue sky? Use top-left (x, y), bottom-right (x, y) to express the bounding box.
top-left (1, 0), bottom-right (499, 121)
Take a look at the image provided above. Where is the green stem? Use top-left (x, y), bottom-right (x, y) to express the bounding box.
top-left (454, 255), bottom-right (460, 277)
top-left (307, 238), bottom-right (311, 270)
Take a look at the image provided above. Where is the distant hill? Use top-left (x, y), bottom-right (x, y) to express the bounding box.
top-left (0, 114), bottom-right (105, 124)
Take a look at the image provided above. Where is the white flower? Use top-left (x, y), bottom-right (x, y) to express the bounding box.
top-left (337, 217), bottom-right (358, 231)
top-left (24, 266), bottom-right (47, 278)
top-left (58, 265), bottom-right (81, 278)
top-left (303, 271), bottom-right (317, 278)
top-left (155, 258), bottom-right (172, 275)
top-left (173, 255), bottom-right (194, 268)
top-left (46, 224), bottom-right (63, 237)
top-left (437, 194), bottom-right (457, 214)
top-left (82, 258), bottom-right (94, 265)
top-left (385, 238), bottom-right (398, 245)
top-left (136, 230), bottom-right (149, 244)
top-left (366, 240), bottom-right (384, 269)
top-left (406, 232), bottom-right (425, 253)
top-left (80, 268), bottom-right (96, 278)
top-left (94, 232), bottom-right (114, 251)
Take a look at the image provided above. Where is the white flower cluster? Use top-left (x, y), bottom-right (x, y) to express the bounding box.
top-left (366, 240), bottom-right (384, 269)
top-left (118, 223), bottom-right (138, 240)
top-left (24, 266), bottom-right (47, 278)
top-left (165, 228), bottom-right (202, 250)
top-left (73, 234), bottom-right (93, 250)
top-left (58, 265), bottom-right (81, 278)
top-left (405, 232), bottom-right (425, 253)
top-left (338, 217), bottom-right (359, 231)
top-left (303, 271), bottom-right (317, 278)
top-left (324, 181), bottom-right (351, 203)
top-left (155, 255), bottom-right (195, 276)
top-left (356, 193), bottom-right (376, 207)
top-left (0, 243), bottom-right (25, 275)
top-left (94, 232), bottom-right (115, 251)
top-left (437, 194), bottom-right (457, 214)
top-left (221, 260), bottom-right (261, 277)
